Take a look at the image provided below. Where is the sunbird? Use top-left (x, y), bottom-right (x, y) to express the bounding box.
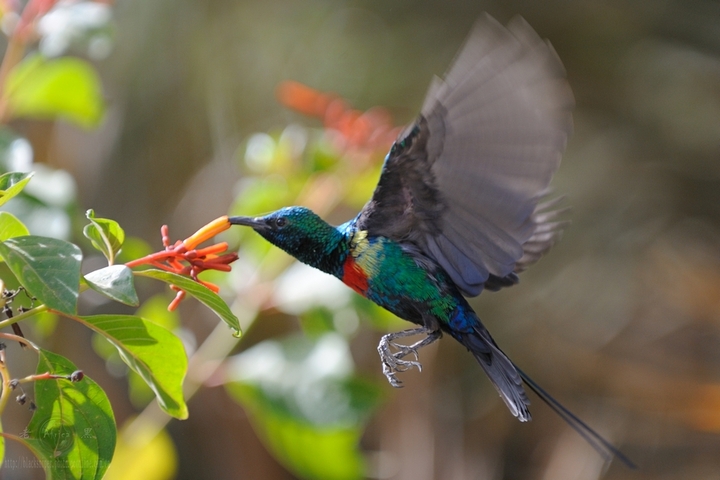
top-left (230, 14), bottom-right (632, 465)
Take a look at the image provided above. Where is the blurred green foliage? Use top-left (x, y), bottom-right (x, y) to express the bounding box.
top-left (226, 333), bottom-right (383, 480)
top-left (5, 54), bottom-right (104, 128)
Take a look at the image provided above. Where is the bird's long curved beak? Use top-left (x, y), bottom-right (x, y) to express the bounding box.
top-left (228, 216), bottom-right (265, 229)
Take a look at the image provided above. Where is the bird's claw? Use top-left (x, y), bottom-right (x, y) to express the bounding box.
top-left (389, 343), bottom-right (421, 363)
top-left (376, 327), bottom-right (443, 387)
top-left (378, 335), bottom-right (423, 388)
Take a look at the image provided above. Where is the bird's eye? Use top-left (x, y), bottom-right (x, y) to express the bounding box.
top-left (275, 217), bottom-right (287, 228)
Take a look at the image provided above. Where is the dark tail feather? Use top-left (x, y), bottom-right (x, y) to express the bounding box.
top-left (516, 366), bottom-right (637, 469)
top-left (454, 318), bottom-right (635, 467)
top-left (455, 326), bottom-right (533, 422)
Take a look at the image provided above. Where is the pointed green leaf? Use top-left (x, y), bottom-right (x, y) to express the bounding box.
top-left (0, 171), bottom-right (33, 207)
top-left (4, 54), bottom-right (104, 128)
top-left (85, 265), bottom-right (139, 306)
top-left (0, 211), bottom-right (29, 241)
top-left (136, 269), bottom-right (241, 337)
top-left (16, 348), bottom-right (116, 480)
top-left (0, 236), bottom-right (81, 315)
top-left (74, 314), bottom-right (188, 419)
top-left (83, 210), bottom-right (125, 265)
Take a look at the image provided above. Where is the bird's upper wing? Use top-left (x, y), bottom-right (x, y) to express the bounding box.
top-left (357, 14), bottom-right (573, 296)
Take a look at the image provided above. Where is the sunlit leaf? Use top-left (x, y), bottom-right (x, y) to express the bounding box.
top-left (0, 171), bottom-right (33, 207)
top-left (4, 54), bottom-right (104, 128)
top-left (135, 269), bottom-right (241, 337)
top-left (0, 211), bottom-right (29, 241)
top-left (16, 348), bottom-right (116, 480)
top-left (0, 236), bottom-right (81, 315)
top-left (84, 209), bottom-right (125, 265)
top-left (73, 314), bottom-right (188, 419)
top-left (85, 265), bottom-right (139, 306)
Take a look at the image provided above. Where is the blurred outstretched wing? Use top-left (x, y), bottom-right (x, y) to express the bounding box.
top-left (357, 14), bottom-right (573, 296)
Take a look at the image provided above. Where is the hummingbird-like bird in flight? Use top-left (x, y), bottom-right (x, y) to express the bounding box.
top-left (230, 14), bottom-right (633, 466)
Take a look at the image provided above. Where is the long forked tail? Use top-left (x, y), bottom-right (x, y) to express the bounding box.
top-left (516, 366), bottom-right (637, 468)
top-left (455, 323), bottom-right (635, 468)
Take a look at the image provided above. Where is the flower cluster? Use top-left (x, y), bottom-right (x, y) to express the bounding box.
top-left (126, 216), bottom-right (237, 310)
top-left (276, 80), bottom-right (401, 154)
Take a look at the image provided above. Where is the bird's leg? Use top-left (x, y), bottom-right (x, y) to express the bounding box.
top-left (378, 327), bottom-right (442, 388)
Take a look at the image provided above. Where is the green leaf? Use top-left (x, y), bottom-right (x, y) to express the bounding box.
top-left (74, 314), bottom-right (188, 419)
top-left (0, 236), bottom-right (81, 315)
top-left (135, 269), bottom-right (241, 337)
top-left (85, 265), bottom-right (139, 306)
top-left (0, 171), bottom-right (33, 207)
top-left (84, 209), bottom-right (125, 265)
top-left (4, 54), bottom-right (104, 128)
top-left (17, 348), bottom-right (116, 480)
top-left (0, 211), bottom-right (29, 241)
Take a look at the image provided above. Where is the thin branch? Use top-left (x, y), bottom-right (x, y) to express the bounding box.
top-left (0, 305), bottom-right (48, 331)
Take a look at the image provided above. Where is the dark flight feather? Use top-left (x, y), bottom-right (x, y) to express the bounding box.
top-left (358, 14), bottom-right (574, 296)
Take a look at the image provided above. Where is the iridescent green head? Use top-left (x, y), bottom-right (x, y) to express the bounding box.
top-left (229, 206), bottom-right (345, 270)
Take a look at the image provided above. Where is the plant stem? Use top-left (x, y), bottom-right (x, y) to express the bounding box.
top-left (0, 332), bottom-right (37, 350)
top-left (0, 347), bottom-right (13, 419)
top-left (0, 333), bottom-right (39, 416)
top-left (0, 304), bottom-right (48, 331)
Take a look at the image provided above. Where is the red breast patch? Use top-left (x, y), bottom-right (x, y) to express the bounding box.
top-left (342, 256), bottom-right (368, 295)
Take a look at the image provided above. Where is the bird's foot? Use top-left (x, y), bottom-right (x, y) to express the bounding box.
top-left (390, 343), bottom-right (421, 363)
top-left (378, 337), bottom-right (422, 388)
top-left (377, 327), bottom-right (442, 388)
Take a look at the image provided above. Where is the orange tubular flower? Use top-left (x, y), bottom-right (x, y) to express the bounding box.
top-left (126, 216), bottom-right (238, 311)
top-left (182, 216), bottom-right (231, 250)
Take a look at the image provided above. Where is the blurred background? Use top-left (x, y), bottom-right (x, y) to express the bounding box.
top-left (1, 0), bottom-right (720, 479)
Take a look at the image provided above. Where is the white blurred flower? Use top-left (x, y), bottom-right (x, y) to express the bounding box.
top-left (37, 1), bottom-right (112, 59)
